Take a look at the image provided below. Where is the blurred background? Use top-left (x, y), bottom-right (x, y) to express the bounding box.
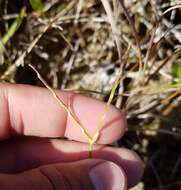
top-left (0, 0), bottom-right (181, 189)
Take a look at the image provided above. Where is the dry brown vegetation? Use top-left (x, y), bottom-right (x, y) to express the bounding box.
top-left (0, 0), bottom-right (181, 189)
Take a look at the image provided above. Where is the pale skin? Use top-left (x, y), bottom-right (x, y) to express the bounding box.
top-left (0, 83), bottom-right (144, 190)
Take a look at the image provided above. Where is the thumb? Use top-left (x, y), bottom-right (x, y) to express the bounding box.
top-left (0, 159), bottom-right (127, 190)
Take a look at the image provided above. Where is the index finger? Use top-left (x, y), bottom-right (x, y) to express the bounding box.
top-left (0, 83), bottom-right (127, 144)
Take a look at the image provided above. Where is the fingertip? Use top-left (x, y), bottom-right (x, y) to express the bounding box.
top-left (97, 108), bottom-right (127, 144)
top-left (89, 161), bottom-right (127, 190)
top-left (64, 94), bottom-right (127, 144)
top-left (0, 83), bottom-right (127, 144)
top-left (112, 147), bottom-right (144, 188)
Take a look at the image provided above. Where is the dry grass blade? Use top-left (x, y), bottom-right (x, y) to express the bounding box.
top-left (146, 49), bottom-right (181, 84)
top-left (88, 62), bottom-right (139, 157)
top-left (162, 4), bottom-right (181, 16)
top-left (143, 26), bottom-right (157, 80)
top-left (92, 48), bottom-right (136, 146)
top-left (101, 0), bottom-right (121, 58)
top-left (92, 75), bottom-right (121, 142)
top-left (1, 1), bottom-right (76, 80)
top-left (118, 0), bottom-right (143, 74)
top-left (1, 25), bottom-right (49, 80)
top-left (28, 64), bottom-right (92, 142)
top-left (87, 73), bottom-right (122, 157)
top-left (161, 87), bottom-right (181, 105)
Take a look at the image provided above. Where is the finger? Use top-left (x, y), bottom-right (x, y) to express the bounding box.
top-left (0, 159), bottom-right (127, 190)
top-left (0, 83), bottom-right (127, 143)
top-left (0, 137), bottom-right (143, 188)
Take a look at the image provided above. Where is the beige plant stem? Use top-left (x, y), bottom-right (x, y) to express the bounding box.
top-left (28, 64), bottom-right (92, 143)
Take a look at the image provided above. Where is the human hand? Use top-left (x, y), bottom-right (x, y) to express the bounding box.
top-left (0, 83), bottom-right (143, 190)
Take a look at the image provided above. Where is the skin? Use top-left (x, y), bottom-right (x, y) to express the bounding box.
top-left (0, 83), bottom-right (144, 190)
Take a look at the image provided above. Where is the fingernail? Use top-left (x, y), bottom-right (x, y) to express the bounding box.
top-left (89, 162), bottom-right (126, 190)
